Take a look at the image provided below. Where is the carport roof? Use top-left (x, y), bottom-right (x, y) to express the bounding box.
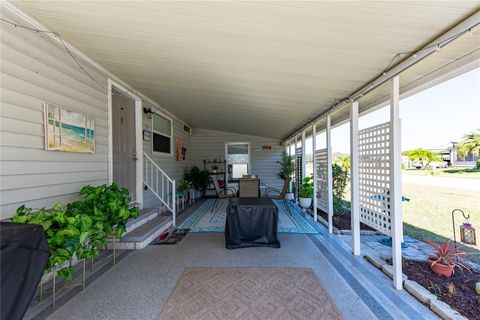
top-left (11, 1), bottom-right (480, 139)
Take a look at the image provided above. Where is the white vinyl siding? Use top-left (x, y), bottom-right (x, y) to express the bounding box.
top-left (0, 10), bottom-right (108, 219)
top-left (142, 106), bottom-right (192, 208)
top-left (191, 128), bottom-right (284, 193)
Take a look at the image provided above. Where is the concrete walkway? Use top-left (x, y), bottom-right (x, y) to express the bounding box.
top-left (44, 231), bottom-right (437, 319)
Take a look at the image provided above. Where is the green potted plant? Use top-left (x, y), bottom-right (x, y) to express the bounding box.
top-left (426, 239), bottom-right (469, 278)
top-left (211, 164), bottom-right (219, 173)
top-left (277, 150), bottom-right (295, 199)
top-left (298, 176), bottom-right (314, 211)
top-left (183, 166), bottom-right (210, 197)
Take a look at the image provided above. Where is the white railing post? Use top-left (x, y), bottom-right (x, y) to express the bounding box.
top-left (312, 124), bottom-right (317, 222)
top-left (294, 135), bottom-right (298, 203)
top-left (301, 130), bottom-right (306, 180)
top-left (390, 76), bottom-right (403, 290)
top-left (350, 101), bottom-right (361, 256)
top-left (326, 114), bottom-right (333, 234)
top-left (172, 180), bottom-right (176, 226)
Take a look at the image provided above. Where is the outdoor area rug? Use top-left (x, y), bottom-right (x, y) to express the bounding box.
top-left (158, 267), bottom-right (344, 320)
top-left (176, 199), bottom-right (318, 234)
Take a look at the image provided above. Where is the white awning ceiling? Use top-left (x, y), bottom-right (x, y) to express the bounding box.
top-left (11, 1), bottom-right (480, 139)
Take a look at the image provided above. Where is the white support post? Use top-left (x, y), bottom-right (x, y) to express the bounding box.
top-left (301, 131), bottom-right (306, 180)
top-left (295, 135), bottom-right (298, 203)
top-left (172, 180), bottom-right (176, 227)
top-left (326, 114), bottom-right (334, 234)
top-left (312, 124), bottom-right (317, 222)
top-left (390, 76), bottom-right (403, 290)
top-left (350, 101), bottom-right (361, 255)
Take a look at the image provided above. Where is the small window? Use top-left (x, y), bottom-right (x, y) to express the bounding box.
top-left (183, 125), bottom-right (192, 135)
top-left (152, 112), bottom-right (172, 155)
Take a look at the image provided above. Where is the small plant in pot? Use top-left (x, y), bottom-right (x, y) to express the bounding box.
top-left (298, 176), bottom-right (314, 212)
top-left (426, 239), bottom-right (470, 278)
top-left (211, 164), bottom-right (219, 173)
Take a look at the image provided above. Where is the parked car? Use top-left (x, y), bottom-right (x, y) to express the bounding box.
top-left (426, 161), bottom-right (448, 169)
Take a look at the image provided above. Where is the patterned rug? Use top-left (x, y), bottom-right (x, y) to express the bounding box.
top-left (158, 267), bottom-right (344, 320)
top-left (177, 199), bottom-right (318, 234)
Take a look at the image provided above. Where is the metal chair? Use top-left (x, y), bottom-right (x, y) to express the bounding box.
top-left (265, 177), bottom-right (292, 214)
top-left (211, 175), bottom-right (236, 212)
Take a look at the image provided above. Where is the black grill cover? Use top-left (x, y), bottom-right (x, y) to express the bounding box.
top-left (225, 197), bottom-right (280, 249)
top-left (1, 222), bottom-right (50, 320)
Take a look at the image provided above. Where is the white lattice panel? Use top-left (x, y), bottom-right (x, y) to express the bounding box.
top-left (295, 147), bottom-right (302, 188)
top-left (359, 121), bottom-right (392, 236)
top-left (315, 148), bottom-right (328, 212)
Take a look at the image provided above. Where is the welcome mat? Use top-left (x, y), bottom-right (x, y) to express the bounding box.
top-left (177, 199), bottom-right (318, 234)
top-left (158, 267), bottom-right (344, 320)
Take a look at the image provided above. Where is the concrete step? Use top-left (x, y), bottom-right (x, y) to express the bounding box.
top-left (125, 208), bottom-right (159, 233)
top-left (109, 215), bottom-right (172, 250)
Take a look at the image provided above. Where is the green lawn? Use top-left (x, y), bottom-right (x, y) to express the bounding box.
top-left (403, 168), bottom-right (480, 179)
top-left (403, 183), bottom-right (480, 264)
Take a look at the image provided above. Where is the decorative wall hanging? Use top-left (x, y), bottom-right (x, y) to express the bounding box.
top-left (176, 138), bottom-right (185, 161)
top-left (44, 103), bottom-right (95, 153)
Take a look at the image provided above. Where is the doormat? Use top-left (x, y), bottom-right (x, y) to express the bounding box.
top-left (158, 267), bottom-right (344, 320)
top-left (154, 229), bottom-right (190, 245)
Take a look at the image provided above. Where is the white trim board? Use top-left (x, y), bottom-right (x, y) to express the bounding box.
top-left (107, 79), bottom-right (144, 208)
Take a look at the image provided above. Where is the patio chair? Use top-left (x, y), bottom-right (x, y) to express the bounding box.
top-left (211, 175), bottom-right (236, 212)
top-left (265, 177), bottom-right (292, 214)
top-left (239, 178), bottom-right (260, 197)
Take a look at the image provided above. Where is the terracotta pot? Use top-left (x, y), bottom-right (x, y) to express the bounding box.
top-left (428, 260), bottom-right (454, 278)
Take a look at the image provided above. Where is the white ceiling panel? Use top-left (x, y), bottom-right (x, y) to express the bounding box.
top-left (11, 1), bottom-right (480, 138)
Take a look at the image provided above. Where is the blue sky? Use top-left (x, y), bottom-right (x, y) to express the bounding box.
top-left (306, 67), bottom-right (480, 154)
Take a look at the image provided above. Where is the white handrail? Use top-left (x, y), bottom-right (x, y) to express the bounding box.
top-left (143, 152), bottom-right (176, 226)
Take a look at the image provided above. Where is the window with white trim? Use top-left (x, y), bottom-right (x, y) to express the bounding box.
top-left (152, 112), bottom-right (172, 155)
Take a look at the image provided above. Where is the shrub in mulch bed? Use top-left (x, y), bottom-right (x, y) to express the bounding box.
top-left (318, 210), bottom-right (375, 231)
top-left (403, 260), bottom-right (480, 320)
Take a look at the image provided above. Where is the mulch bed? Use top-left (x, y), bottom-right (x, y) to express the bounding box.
top-left (403, 260), bottom-right (480, 320)
top-left (318, 210), bottom-right (376, 231)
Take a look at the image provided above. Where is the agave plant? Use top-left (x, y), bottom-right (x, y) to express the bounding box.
top-left (426, 239), bottom-right (470, 272)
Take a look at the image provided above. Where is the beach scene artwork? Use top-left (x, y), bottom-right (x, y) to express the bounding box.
top-left (44, 103), bottom-right (95, 153)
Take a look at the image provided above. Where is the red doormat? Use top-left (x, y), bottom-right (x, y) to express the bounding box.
top-left (154, 228), bottom-right (190, 245)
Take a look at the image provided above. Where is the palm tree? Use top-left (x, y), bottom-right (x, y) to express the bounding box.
top-left (457, 128), bottom-right (480, 159)
top-left (333, 155), bottom-right (350, 171)
top-left (403, 148), bottom-right (442, 169)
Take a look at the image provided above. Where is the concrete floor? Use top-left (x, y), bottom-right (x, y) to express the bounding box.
top-left (45, 232), bottom-right (437, 320)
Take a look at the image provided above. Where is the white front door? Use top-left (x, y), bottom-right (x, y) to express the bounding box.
top-left (112, 90), bottom-right (137, 201)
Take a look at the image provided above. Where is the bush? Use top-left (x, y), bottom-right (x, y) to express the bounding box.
top-left (183, 166), bottom-right (210, 192)
top-left (10, 183), bottom-right (138, 281)
top-left (332, 163), bottom-right (348, 200)
top-left (476, 159), bottom-right (480, 169)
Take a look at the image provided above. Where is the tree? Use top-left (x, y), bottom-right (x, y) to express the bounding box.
top-left (277, 149), bottom-right (294, 180)
top-left (457, 128), bottom-right (480, 159)
top-left (333, 155), bottom-right (350, 171)
top-left (403, 148), bottom-right (442, 169)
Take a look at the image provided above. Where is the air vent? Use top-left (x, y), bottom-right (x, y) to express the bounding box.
top-left (183, 125), bottom-right (192, 135)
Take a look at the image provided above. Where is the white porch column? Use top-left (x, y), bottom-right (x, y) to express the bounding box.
top-left (301, 130), bottom-right (306, 180)
top-left (326, 114), bottom-right (334, 234)
top-left (295, 135), bottom-right (298, 203)
top-left (312, 124), bottom-right (317, 222)
top-left (350, 101), bottom-right (360, 255)
top-left (390, 76), bottom-right (403, 290)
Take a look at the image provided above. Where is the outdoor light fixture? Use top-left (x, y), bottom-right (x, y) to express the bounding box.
top-left (460, 223), bottom-right (476, 245)
top-left (451, 209), bottom-right (475, 247)
top-left (143, 107), bottom-right (153, 119)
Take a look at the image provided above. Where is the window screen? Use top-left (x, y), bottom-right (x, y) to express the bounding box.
top-left (152, 113), bottom-right (172, 154)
